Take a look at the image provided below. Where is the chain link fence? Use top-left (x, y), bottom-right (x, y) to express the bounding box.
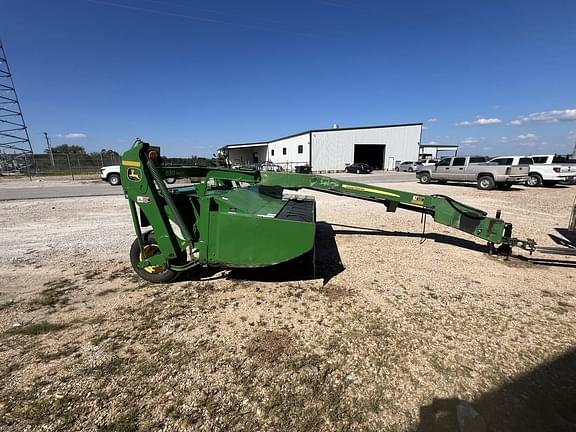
top-left (0, 152), bottom-right (224, 179)
top-left (0, 152), bottom-right (121, 179)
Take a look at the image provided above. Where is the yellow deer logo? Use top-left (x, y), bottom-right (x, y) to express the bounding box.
top-left (127, 168), bottom-right (141, 182)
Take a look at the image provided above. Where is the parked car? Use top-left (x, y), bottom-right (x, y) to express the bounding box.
top-left (396, 161), bottom-right (418, 172)
top-left (488, 156), bottom-right (575, 186)
top-left (416, 156), bottom-right (529, 190)
top-left (415, 159), bottom-right (439, 170)
top-left (100, 164), bottom-right (176, 185)
top-left (259, 161), bottom-right (283, 172)
top-left (345, 163), bottom-right (372, 174)
top-left (525, 154), bottom-right (576, 186)
top-left (100, 165), bottom-right (121, 185)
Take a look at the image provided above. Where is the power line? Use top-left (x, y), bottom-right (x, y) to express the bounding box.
top-left (84, 0), bottom-right (343, 40)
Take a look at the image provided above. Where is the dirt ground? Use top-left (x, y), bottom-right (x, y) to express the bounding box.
top-left (0, 180), bottom-right (575, 432)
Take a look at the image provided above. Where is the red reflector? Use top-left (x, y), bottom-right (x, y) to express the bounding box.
top-left (148, 150), bottom-right (158, 161)
top-left (553, 167), bottom-right (561, 173)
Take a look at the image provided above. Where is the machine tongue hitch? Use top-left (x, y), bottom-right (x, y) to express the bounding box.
top-left (120, 139), bottom-right (537, 283)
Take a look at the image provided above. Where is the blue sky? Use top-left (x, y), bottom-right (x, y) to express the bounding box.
top-left (2, 0), bottom-right (576, 157)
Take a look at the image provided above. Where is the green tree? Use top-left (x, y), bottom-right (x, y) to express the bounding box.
top-left (47, 144), bottom-right (86, 154)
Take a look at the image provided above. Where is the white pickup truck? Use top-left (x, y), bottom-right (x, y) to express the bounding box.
top-left (488, 156), bottom-right (576, 186)
top-left (416, 156), bottom-right (529, 190)
top-left (530, 154), bottom-right (576, 185)
top-left (100, 165), bottom-right (121, 185)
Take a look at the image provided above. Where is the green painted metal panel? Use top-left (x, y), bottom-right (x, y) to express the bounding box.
top-left (207, 211), bottom-right (316, 267)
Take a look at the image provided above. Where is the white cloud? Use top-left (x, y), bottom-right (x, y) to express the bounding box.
top-left (427, 118), bottom-right (438, 123)
top-left (422, 126), bottom-right (428, 130)
top-left (461, 137), bottom-right (481, 145)
top-left (56, 133), bottom-right (88, 139)
top-left (510, 108), bottom-right (576, 125)
top-left (456, 117), bottom-right (502, 126)
top-left (519, 141), bottom-right (547, 148)
top-left (423, 141), bottom-right (438, 145)
top-left (516, 133), bottom-right (538, 141)
top-left (475, 118), bottom-right (502, 125)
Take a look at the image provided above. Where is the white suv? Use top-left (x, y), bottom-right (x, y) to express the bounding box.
top-left (100, 165), bottom-right (121, 185)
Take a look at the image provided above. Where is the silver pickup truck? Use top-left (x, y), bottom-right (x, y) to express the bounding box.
top-left (416, 156), bottom-right (529, 190)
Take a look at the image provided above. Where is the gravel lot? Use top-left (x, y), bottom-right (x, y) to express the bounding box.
top-left (0, 181), bottom-right (575, 431)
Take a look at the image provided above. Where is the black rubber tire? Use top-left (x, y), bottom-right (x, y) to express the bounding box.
top-left (408, 167), bottom-right (413, 172)
top-left (477, 175), bottom-right (496, 190)
top-left (129, 232), bottom-right (181, 283)
top-left (526, 173), bottom-right (543, 187)
top-left (356, 169), bottom-right (360, 174)
top-left (419, 172), bottom-right (432, 184)
top-left (108, 173), bottom-right (121, 186)
top-left (395, 167), bottom-right (399, 172)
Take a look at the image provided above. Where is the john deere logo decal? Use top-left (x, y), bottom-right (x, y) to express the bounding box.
top-left (127, 167), bottom-right (142, 182)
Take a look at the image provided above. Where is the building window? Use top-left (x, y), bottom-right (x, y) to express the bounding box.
top-left (298, 145), bottom-right (303, 154)
top-left (271, 149), bottom-right (275, 156)
top-left (282, 148), bottom-right (287, 155)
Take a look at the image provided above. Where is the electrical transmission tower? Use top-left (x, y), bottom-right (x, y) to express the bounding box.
top-left (0, 39), bottom-right (33, 175)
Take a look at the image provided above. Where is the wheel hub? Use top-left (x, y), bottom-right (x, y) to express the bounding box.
top-left (140, 244), bottom-right (166, 273)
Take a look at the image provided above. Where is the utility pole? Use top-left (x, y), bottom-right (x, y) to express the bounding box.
top-left (44, 132), bottom-right (55, 167)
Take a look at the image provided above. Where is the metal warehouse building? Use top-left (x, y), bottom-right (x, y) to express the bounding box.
top-left (221, 123), bottom-right (426, 172)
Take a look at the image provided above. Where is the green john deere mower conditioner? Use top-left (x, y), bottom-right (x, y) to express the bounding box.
top-left (121, 139), bottom-right (536, 283)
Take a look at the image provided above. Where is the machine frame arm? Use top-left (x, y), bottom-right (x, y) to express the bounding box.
top-left (153, 165), bottom-right (535, 253)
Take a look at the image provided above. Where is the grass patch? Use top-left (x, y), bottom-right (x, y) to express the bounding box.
top-left (83, 270), bottom-right (102, 280)
top-left (38, 345), bottom-right (79, 362)
top-left (0, 300), bottom-right (17, 310)
top-left (96, 288), bottom-right (118, 297)
top-left (6, 321), bottom-right (70, 336)
top-left (246, 330), bottom-right (294, 362)
top-left (98, 410), bottom-right (139, 432)
top-left (30, 278), bottom-right (78, 308)
top-left (89, 356), bottom-right (124, 377)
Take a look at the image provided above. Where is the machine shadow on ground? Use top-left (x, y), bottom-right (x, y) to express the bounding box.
top-left (330, 223), bottom-right (488, 253)
top-left (181, 222), bottom-right (345, 285)
top-left (424, 183), bottom-right (527, 192)
top-left (550, 228), bottom-right (576, 248)
top-left (415, 347), bottom-right (576, 432)
top-left (331, 223), bottom-right (576, 268)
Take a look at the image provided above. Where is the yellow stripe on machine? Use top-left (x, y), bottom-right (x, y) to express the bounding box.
top-left (122, 160), bottom-right (141, 167)
top-left (342, 184), bottom-right (400, 198)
